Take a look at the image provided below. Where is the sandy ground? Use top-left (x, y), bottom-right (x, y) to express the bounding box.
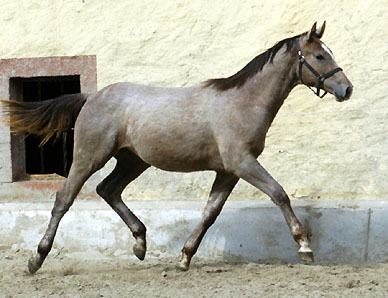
top-left (1, 249), bottom-right (388, 298)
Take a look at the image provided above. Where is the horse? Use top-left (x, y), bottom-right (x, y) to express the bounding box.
top-left (1, 22), bottom-right (353, 274)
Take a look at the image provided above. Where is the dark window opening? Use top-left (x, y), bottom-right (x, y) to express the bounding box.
top-left (9, 76), bottom-right (80, 177)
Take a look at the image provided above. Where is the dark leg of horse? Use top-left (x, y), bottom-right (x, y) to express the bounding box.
top-left (28, 159), bottom-right (105, 274)
top-left (179, 172), bottom-right (239, 271)
top-left (233, 154), bottom-right (313, 262)
top-left (96, 150), bottom-right (150, 260)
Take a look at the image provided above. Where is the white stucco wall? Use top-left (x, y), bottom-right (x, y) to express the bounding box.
top-left (0, 0), bottom-right (387, 202)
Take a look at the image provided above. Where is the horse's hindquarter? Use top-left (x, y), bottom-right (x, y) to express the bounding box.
top-left (118, 84), bottom-right (223, 172)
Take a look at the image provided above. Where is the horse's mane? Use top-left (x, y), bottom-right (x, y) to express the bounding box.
top-left (204, 34), bottom-right (301, 91)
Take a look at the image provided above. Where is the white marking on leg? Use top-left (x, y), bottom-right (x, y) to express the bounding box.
top-left (291, 224), bottom-right (312, 253)
top-left (298, 245), bottom-right (313, 253)
top-left (291, 226), bottom-right (299, 234)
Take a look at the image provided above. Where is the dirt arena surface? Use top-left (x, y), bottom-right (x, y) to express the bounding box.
top-left (1, 249), bottom-right (387, 298)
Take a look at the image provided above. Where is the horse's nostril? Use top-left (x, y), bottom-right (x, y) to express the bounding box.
top-left (345, 86), bottom-right (353, 98)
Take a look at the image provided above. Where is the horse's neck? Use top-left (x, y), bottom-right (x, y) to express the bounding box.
top-left (242, 52), bottom-right (298, 121)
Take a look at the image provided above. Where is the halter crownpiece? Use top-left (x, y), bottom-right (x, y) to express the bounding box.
top-left (295, 38), bottom-right (342, 98)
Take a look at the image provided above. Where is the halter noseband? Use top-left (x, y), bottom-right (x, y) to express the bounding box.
top-left (295, 38), bottom-right (342, 98)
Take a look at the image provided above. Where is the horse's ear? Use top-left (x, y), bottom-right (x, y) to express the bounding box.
top-left (307, 22), bottom-right (317, 41)
top-left (316, 21), bottom-right (326, 39)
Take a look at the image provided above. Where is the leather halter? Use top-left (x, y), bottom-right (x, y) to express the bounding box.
top-left (295, 38), bottom-right (342, 98)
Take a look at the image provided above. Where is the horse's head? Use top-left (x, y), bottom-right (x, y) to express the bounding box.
top-left (296, 22), bottom-right (353, 102)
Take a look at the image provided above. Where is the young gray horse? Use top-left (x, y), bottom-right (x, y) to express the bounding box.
top-left (2, 22), bottom-right (353, 273)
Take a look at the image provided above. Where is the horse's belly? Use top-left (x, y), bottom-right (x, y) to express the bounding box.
top-left (133, 141), bottom-right (224, 173)
top-left (146, 158), bottom-right (211, 172)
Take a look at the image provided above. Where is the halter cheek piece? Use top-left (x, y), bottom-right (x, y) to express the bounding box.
top-left (295, 38), bottom-right (343, 98)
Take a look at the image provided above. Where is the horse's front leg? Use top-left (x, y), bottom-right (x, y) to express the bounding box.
top-left (231, 154), bottom-right (313, 262)
top-left (179, 172), bottom-right (239, 271)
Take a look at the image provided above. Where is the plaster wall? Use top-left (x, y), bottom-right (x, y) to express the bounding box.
top-left (0, 0), bottom-right (387, 202)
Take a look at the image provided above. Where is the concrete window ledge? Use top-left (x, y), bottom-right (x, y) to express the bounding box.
top-left (1, 200), bottom-right (387, 263)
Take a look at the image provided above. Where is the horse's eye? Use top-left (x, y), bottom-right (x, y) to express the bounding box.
top-left (316, 54), bottom-right (325, 61)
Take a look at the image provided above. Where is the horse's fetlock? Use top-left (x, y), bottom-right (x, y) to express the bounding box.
top-left (133, 225), bottom-right (147, 239)
top-left (37, 243), bottom-right (51, 256)
top-left (182, 246), bottom-right (194, 259)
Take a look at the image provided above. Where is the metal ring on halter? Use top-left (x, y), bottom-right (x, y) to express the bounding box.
top-left (295, 38), bottom-right (342, 98)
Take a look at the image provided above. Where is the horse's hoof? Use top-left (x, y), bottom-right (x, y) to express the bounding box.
top-left (177, 261), bottom-right (189, 271)
top-left (177, 255), bottom-right (190, 271)
top-left (299, 250), bottom-right (314, 263)
top-left (28, 258), bottom-right (40, 274)
top-left (133, 238), bottom-right (146, 261)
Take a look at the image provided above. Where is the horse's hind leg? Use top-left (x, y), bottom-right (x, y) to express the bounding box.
top-left (96, 149), bottom-right (150, 260)
top-left (28, 157), bottom-right (107, 274)
top-left (179, 172), bottom-right (239, 271)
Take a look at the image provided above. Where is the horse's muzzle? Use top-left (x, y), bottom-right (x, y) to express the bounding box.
top-left (335, 85), bottom-right (353, 102)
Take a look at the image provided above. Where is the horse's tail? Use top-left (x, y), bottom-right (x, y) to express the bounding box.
top-left (1, 93), bottom-right (88, 146)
